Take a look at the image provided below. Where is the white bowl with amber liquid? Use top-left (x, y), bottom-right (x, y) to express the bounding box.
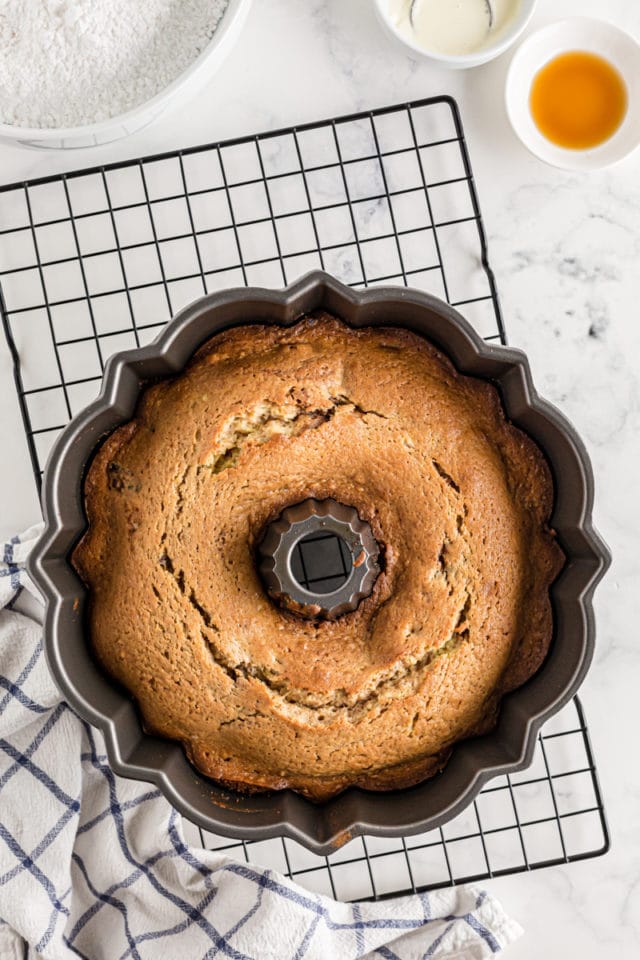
top-left (506, 17), bottom-right (640, 170)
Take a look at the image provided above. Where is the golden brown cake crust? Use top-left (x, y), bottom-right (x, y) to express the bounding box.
top-left (73, 314), bottom-right (564, 801)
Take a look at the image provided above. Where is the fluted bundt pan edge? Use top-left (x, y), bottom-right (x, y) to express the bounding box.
top-left (29, 272), bottom-right (610, 854)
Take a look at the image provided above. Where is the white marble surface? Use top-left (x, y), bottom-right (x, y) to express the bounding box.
top-left (1, 0), bottom-right (639, 954)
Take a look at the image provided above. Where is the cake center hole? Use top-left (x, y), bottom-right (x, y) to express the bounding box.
top-left (290, 532), bottom-right (353, 595)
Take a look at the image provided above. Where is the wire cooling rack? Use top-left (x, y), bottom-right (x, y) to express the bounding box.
top-left (0, 96), bottom-right (609, 899)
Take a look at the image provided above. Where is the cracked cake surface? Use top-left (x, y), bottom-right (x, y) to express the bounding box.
top-left (73, 313), bottom-right (564, 800)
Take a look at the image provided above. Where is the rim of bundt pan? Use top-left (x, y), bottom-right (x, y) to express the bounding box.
top-left (29, 272), bottom-right (611, 856)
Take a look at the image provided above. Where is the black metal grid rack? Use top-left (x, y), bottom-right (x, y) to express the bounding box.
top-left (0, 96), bottom-right (608, 900)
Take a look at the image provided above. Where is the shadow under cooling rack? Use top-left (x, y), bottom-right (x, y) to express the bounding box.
top-left (0, 95), bottom-right (609, 899)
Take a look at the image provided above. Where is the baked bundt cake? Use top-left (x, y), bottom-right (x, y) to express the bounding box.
top-left (73, 313), bottom-right (564, 800)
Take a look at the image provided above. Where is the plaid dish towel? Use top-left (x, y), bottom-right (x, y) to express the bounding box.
top-left (0, 526), bottom-right (522, 960)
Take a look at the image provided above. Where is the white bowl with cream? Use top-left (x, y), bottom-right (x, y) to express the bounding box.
top-left (506, 18), bottom-right (640, 170)
top-left (374, 0), bottom-right (537, 69)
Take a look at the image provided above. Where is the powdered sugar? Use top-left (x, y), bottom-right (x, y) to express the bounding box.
top-left (0, 0), bottom-right (229, 129)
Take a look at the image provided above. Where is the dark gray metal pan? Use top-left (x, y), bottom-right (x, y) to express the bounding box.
top-left (28, 272), bottom-right (610, 855)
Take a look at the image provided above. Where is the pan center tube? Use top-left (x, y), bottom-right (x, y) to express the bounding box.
top-left (257, 498), bottom-right (380, 620)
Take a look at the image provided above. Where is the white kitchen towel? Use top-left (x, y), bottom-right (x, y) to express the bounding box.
top-left (0, 526), bottom-right (522, 960)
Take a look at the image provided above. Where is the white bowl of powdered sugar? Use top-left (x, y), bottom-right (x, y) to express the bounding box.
top-left (0, 0), bottom-right (251, 149)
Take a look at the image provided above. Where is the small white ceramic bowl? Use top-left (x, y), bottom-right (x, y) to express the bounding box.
top-left (0, 0), bottom-right (251, 150)
top-left (374, 0), bottom-right (537, 69)
top-left (506, 17), bottom-right (640, 170)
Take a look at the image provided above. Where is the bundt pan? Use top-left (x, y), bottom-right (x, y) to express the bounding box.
top-left (29, 272), bottom-right (610, 855)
